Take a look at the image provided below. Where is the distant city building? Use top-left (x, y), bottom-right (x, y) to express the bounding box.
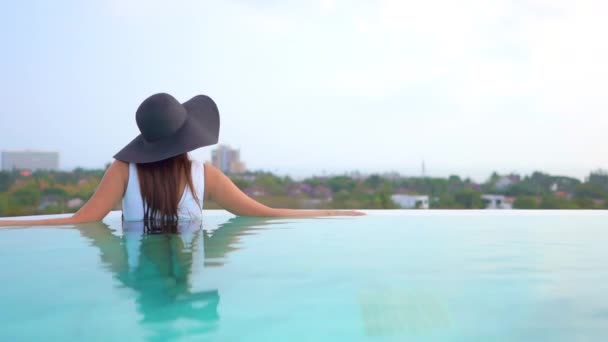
top-left (1, 150), bottom-right (59, 171)
top-left (312, 185), bottom-right (333, 201)
top-left (391, 194), bottom-right (429, 209)
top-left (67, 198), bottom-right (85, 209)
top-left (495, 175), bottom-right (520, 191)
top-left (481, 194), bottom-right (514, 209)
top-left (243, 185), bottom-right (266, 197)
top-left (211, 145), bottom-right (246, 174)
top-left (381, 171), bottom-right (402, 180)
top-left (555, 191), bottom-right (572, 200)
top-left (287, 183), bottom-right (313, 197)
top-left (550, 183), bottom-right (559, 192)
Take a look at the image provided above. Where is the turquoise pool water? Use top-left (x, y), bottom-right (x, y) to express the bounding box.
top-left (1, 210), bottom-right (607, 341)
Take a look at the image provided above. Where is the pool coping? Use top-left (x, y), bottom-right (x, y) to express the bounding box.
top-left (2, 209), bottom-right (607, 223)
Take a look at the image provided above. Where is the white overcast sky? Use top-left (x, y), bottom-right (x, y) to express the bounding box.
top-left (1, 0), bottom-right (606, 181)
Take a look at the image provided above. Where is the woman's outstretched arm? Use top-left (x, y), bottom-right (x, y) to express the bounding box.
top-left (0, 161), bottom-right (128, 227)
top-left (204, 163), bottom-right (364, 217)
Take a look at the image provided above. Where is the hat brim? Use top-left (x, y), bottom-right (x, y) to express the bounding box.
top-left (113, 95), bottom-right (220, 163)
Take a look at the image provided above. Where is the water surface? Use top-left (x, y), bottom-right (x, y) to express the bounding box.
top-left (1, 210), bottom-right (607, 341)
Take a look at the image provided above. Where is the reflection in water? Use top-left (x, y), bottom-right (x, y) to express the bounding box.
top-left (203, 216), bottom-right (285, 267)
top-left (75, 216), bottom-right (278, 340)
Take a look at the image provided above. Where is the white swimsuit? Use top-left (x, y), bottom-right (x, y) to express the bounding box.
top-left (122, 160), bottom-right (205, 221)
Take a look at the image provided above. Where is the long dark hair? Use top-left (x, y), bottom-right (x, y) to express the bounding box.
top-left (136, 153), bottom-right (200, 222)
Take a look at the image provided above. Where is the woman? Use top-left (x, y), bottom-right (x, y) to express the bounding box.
top-left (0, 93), bottom-right (363, 226)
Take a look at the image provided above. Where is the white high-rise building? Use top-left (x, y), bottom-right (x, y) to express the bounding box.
top-left (1, 150), bottom-right (60, 171)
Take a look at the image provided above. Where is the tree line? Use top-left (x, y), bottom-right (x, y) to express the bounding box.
top-left (1, 166), bottom-right (607, 217)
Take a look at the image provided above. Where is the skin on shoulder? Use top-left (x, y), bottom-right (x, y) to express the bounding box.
top-left (0, 160), bottom-right (364, 227)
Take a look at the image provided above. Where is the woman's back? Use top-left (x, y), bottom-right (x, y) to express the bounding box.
top-left (122, 160), bottom-right (205, 221)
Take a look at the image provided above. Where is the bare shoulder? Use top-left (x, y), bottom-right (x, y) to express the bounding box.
top-left (202, 162), bottom-right (218, 200)
top-left (203, 162), bottom-right (220, 184)
top-left (202, 161), bottom-right (217, 172)
top-left (107, 160), bottom-right (129, 184)
top-left (111, 159), bottom-right (129, 169)
top-left (109, 159), bottom-right (129, 173)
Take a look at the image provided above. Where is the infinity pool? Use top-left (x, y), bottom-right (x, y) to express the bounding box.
top-left (1, 210), bottom-right (607, 341)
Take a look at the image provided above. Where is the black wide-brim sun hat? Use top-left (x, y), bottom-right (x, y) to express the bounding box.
top-left (114, 93), bottom-right (220, 163)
